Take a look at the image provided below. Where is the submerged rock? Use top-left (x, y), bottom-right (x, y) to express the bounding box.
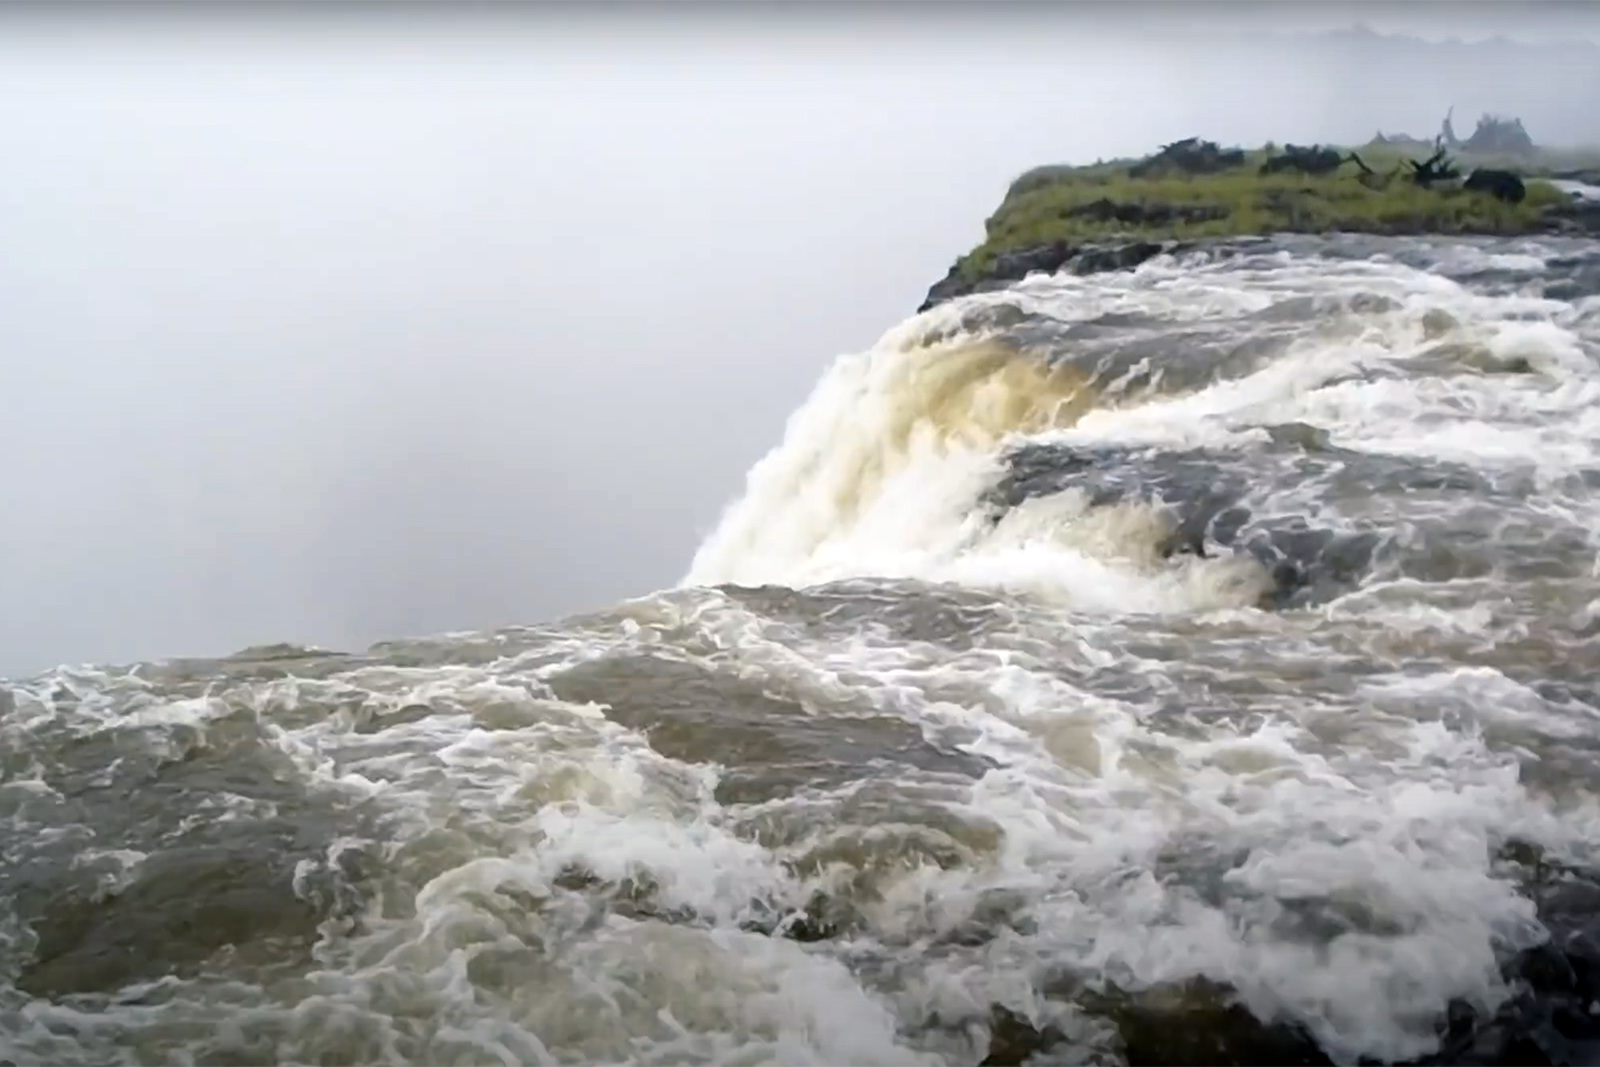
top-left (1096, 846), bottom-right (1600, 1066)
top-left (1095, 980), bottom-right (1333, 1066)
top-left (985, 441), bottom-right (1386, 609)
top-left (979, 1004), bottom-right (1071, 1066)
top-left (16, 844), bottom-right (324, 998)
top-left (1410, 842), bottom-right (1600, 1067)
top-left (1546, 197), bottom-right (1600, 239)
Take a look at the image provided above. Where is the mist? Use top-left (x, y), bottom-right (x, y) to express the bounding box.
top-left (3, 3), bottom-right (1598, 677)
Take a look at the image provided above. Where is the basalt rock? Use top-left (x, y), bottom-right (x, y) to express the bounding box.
top-left (1040, 845), bottom-right (1600, 1066)
top-left (979, 1004), bottom-right (1071, 1066)
top-left (1546, 196), bottom-right (1600, 239)
top-left (918, 206), bottom-right (1600, 315)
top-left (1093, 981), bottom-right (1333, 1066)
top-left (1417, 841), bottom-right (1600, 1067)
top-left (917, 240), bottom-right (1180, 313)
top-left (986, 440), bottom-right (1385, 609)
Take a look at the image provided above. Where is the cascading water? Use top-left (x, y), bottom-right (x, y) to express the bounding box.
top-left (4, 234), bottom-right (1600, 1066)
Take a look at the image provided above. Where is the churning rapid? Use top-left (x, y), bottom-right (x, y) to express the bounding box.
top-left (5, 234), bottom-right (1600, 1067)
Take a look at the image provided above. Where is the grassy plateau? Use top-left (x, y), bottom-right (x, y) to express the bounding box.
top-left (958, 141), bottom-right (1600, 282)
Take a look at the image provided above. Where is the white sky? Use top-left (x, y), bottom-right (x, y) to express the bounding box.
top-left (2, 3), bottom-right (1596, 675)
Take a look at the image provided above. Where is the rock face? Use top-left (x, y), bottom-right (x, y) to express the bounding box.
top-left (916, 240), bottom-right (1179, 313)
top-left (1546, 195), bottom-right (1600, 238)
top-left (1408, 843), bottom-right (1600, 1067)
top-left (917, 201), bottom-right (1600, 315)
top-left (987, 439), bottom-right (1397, 610)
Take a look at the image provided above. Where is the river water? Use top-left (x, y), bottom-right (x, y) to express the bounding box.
top-left (4, 234), bottom-right (1600, 1065)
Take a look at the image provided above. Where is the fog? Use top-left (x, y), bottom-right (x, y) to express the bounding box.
top-left (3, 3), bottom-right (1599, 677)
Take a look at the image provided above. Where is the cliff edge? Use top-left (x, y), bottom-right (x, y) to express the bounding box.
top-left (920, 134), bottom-right (1600, 313)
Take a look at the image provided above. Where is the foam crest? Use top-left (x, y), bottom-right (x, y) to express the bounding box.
top-left (685, 335), bottom-right (1096, 588)
top-left (9, 236), bottom-right (1600, 1067)
top-left (686, 240), bottom-right (1600, 627)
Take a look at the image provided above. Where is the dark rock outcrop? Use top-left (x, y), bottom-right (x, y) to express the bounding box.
top-left (1546, 196), bottom-right (1600, 238)
top-left (919, 207), bottom-right (1600, 315)
top-left (1095, 981), bottom-right (1334, 1066)
top-left (1416, 842), bottom-right (1600, 1067)
top-left (978, 1004), bottom-right (1070, 1066)
top-left (965, 844), bottom-right (1600, 1066)
top-left (917, 240), bottom-right (1179, 313)
top-left (987, 440), bottom-right (1385, 609)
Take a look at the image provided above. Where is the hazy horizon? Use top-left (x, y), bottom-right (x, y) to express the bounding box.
top-left (4, 2), bottom-right (1600, 677)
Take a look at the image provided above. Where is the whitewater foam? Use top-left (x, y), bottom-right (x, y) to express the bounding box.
top-left (686, 243), bottom-right (1600, 621)
top-left (8, 235), bottom-right (1600, 1067)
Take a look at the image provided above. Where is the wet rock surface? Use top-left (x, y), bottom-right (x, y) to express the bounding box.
top-left (918, 240), bottom-right (1182, 313)
top-left (959, 862), bottom-right (1600, 1067)
top-left (986, 439), bottom-right (1404, 608)
top-left (7, 235), bottom-right (1600, 1067)
top-left (16, 844), bottom-right (324, 999)
top-left (1546, 196), bottom-right (1600, 239)
top-left (918, 210), bottom-right (1600, 313)
top-left (1412, 844), bottom-right (1600, 1067)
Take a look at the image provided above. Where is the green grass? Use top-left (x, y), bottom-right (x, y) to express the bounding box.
top-left (961, 143), bottom-right (1595, 282)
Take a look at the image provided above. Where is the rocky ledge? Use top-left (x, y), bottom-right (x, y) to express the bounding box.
top-left (919, 238), bottom-right (1187, 312)
top-left (918, 192), bottom-right (1600, 313)
top-left (919, 132), bottom-right (1600, 313)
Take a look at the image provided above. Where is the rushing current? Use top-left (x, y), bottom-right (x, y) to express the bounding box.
top-left (5, 234), bottom-right (1600, 1066)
